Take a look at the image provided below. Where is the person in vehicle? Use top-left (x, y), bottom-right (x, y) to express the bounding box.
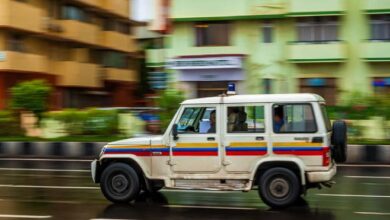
top-left (273, 106), bottom-right (285, 132)
top-left (208, 110), bottom-right (216, 133)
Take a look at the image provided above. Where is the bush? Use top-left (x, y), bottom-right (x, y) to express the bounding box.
top-left (0, 111), bottom-right (23, 136)
top-left (45, 109), bottom-right (119, 136)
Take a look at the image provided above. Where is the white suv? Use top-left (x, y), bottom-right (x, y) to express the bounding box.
top-left (91, 94), bottom-right (347, 208)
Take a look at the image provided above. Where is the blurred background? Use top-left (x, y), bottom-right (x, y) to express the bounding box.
top-left (0, 0), bottom-right (389, 144)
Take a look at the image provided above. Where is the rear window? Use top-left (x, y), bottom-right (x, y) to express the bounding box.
top-left (321, 104), bottom-right (332, 131)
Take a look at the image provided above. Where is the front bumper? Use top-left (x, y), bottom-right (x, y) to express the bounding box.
top-left (91, 159), bottom-right (99, 183)
top-left (306, 164), bottom-right (337, 183)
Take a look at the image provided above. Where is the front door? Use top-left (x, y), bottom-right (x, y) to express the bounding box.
top-left (169, 105), bottom-right (221, 173)
top-left (270, 103), bottom-right (324, 166)
top-left (223, 104), bottom-right (270, 172)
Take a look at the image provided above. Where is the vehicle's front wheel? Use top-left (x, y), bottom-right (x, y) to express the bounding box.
top-left (100, 163), bottom-right (140, 203)
top-left (258, 167), bottom-right (300, 209)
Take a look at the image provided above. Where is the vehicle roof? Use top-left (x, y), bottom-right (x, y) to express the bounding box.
top-left (181, 93), bottom-right (325, 105)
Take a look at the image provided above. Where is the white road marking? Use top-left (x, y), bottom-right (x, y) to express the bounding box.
top-left (0, 214), bottom-right (52, 219)
top-left (345, 175), bottom-right (390, 179)
top-left (3, 174), bottom-right (89, 178)
top-left (0, 184), bottom-right (99, 190)
top-left (0, 168), bottom-right (89, 172)
top-left (337, 164), bottom-right (390, 168)
top-left (90, 219), bottom-right (137, 220)
top-left (355, 212), bottom-right (390, 216)
top-left (91, 219), bottom-right (136, 220)
top-left (317, 193), bottom-right (390, 198)
top-left (0, 158), bottom-right (91, 162)
top-left (164, 204), bottom-right (258, 210)
top-left (0, 198), bottom-right (81, 204)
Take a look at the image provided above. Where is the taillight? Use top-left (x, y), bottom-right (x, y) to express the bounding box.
top-left (322, 147), bottom-right (330, 166)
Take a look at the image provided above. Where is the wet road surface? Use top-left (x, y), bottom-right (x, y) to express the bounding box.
top-left (0, 159), bottom-right (389, 219)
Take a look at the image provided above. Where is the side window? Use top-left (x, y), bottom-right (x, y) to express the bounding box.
top-left (227, 106), bottom-right (265, 133)
top-left (177, 107), bottom-right (216, 134)
top-left (273, 104), bottom-right (317, 133)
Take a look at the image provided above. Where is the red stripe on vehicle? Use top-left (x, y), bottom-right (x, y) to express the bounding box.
top-left (273, 150), bottom-right (323, 156)
top-left (226, 151), bottom-right (267, 156)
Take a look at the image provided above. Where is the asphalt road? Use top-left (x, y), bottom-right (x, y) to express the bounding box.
top-left (0, 159), bottom-right (389, 220)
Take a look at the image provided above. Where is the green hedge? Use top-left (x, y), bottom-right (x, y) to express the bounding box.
top-left (0, 111), bottom-right (23, 136)
top-left (45, 108), bottom-right (119, 136)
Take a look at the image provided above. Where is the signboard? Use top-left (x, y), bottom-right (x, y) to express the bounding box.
top-left (167, 56), bottom-right (242, 70)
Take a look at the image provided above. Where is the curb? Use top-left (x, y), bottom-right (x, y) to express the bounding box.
top-left (0, 142), bottom-right (389, 163)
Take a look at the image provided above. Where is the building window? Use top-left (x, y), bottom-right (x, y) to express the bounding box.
top-left (62, 5), bottom-right (89, 22)
top-left (262, 22), bottom-right (273, 43)
top-left (296, 17), bottom-right (338, 42)
top-left (195, 22), bottom-right (230, 46)
top-left (103, 51), bottom-right (128, 69)
top-left (372, 78), bottom-right (390, 95)
top-left (370, 15), bottom-right (390, 41)
top-left (7, 34), bottom-right (26, 52)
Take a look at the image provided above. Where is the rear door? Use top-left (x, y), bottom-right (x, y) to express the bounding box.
top-left (223, 104), bottom-right (270, 172)
top-left (270, 103), bottom-right (325, 166)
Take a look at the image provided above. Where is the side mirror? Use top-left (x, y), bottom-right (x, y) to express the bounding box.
top-left (172, 124), bottom-right (179, 141)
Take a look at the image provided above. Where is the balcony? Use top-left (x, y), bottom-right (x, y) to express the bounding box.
top-left (361, 41), bottom-right (390, 61)
top-left (0, 51), bottom-right (49, 73)
top-left (101, 31), bottom-right (137, 52)
top-left (58, 20), bottom-right (100, 45)
top-left (146, 49), bottom-right (165, 67)
top-left (172, 0), bottom-right (287, 21)
top-left (104, 68), bottom-right (137, 82)
top-left (53, 61), bottom-right (102, 87)
top-left (0, 0), bottom-right (43, 33)
top-left (73, 0), bottom-right (102, 8)
top-left (101, 0), bottom-right (130, 18)
top-left (288, 0), bottom-right (345, 17)
top-left (287, 42), bottom-right (347, 63)
top-left (363, 0), bottom-right (390, 14)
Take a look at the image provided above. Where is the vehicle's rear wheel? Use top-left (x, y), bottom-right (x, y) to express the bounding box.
top-left (258, 167), bottom-right (300, 209)
top-left (331, 120), bottom-right (347, 163)
top-left (100, 163), bottom-right (140, 203)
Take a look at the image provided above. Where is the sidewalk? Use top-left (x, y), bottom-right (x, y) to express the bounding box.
top-left (0, 142), bottom-right (389, 164)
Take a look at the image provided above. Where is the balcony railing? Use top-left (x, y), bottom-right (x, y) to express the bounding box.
top-left (101, 31), bottom-right (137, 52)
top-left (0, 0), bottom-right (43, 32)
top-left (53, 61), bottom-right (102, 87)
top-left (362, 40), bottom-right (390, 61)
top-left (104, 68), bottom-right (137, 82)
top-left (0, 51), bottom-right (49, 73)
top-left (288, 0), bottom-right (345, 16)
top-left (58, 20), bottom-right (100, 45)
top-left (287, 41), bottom-right (347, 63)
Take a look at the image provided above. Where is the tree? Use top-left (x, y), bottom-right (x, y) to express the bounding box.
top-left (157, 89), bottom-right (185, 130)
top-left (10, 80), bottom-right (52, 117)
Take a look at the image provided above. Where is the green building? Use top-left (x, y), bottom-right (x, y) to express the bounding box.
top-left (146, 0), bottom-right (390, 105)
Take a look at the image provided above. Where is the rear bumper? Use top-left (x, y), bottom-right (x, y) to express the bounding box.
top-left (306, 164), bottom-right (337, 183)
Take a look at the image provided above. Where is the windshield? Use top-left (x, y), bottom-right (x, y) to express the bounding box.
top-left (321, 104), bottom-right (332, 132)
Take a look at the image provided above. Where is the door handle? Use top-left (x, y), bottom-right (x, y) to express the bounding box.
top-left (255, 136), bottom-right (264, 141)
top-left (152, 151), bottom-right (162, 156)
top-left (207, 137), bottom-right (215, 141)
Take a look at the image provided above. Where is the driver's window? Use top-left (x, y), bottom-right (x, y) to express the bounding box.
top-left (177, 107), bottom-right (216, 134)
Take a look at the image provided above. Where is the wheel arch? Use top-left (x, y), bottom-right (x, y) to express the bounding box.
top-left (251, 158), bottom-right (306, 187)
top-left (97, 157), bottom-right (149, 187)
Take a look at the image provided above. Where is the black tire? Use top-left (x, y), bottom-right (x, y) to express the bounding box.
top-left (331, 120), bottom-right (347, 163)
top-left (258, 167), bottom-right (300, 209)
top-left (100, 163), bottom-right (140, 203)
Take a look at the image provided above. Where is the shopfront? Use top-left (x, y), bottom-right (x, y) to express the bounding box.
top-left (167, 55), bottom-right (245, 98)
